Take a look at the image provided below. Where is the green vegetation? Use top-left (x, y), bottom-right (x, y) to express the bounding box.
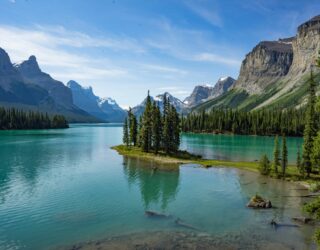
top-left (122, 92), bottom-right (181, 157)
top-left (311, 131), bottom-right (320, 171)
top-left (297, 149), bottom-right (303, 176)
top-left (182, 108), bottom-right (305, 136)
top-left (112, 144), bottom-right (316, 181)
top-left (302, 71), bottom-right (318, 177)
top-left (304, 198), bottom-right (320, 219)
top-left (273, 135), bottom-right (280, 174)
top-left (128, 108), bottom-right (138, 146)
top-left (259, 154), bottom-right (271, 175)
top-left (300, 54), bottom-right (320, 246)
top-left (0, 107), bottom-right (68, 129)
top-left (123, 117), bottom-right (129, 146)
top-left (281, 134), bottom-right (288, 178)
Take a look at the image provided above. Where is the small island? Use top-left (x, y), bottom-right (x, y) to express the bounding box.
top-left (112, 92), bottom-right (310, 180)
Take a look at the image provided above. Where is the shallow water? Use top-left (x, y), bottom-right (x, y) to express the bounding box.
top-left (0, 124), bottom-right (315, 249)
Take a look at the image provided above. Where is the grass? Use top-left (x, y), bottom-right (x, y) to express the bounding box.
top-left (112, 145), bottom-right (320, 184)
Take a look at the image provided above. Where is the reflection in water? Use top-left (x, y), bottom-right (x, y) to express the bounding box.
top-left (122, 157), bottom-right (180, 210)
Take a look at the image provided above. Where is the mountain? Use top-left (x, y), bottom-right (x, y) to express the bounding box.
top-left (211, 77), bottom-right (236, 99)
top-left (132, 92), bottom-right (188, 118)
top-left (183, 85), bottom-right (213, 107)
top-left (0, 48), bottom-right (98, 122)
top-left (98, 97), bottom-right (127, 122)
top-left (184, 77), bottom-right (235, 107)
top-left (67, 80), bottom-right (126, 122)
top-left (16, 56), bottom-right (74, 108)
top-left (193, 15), bottom-right (320, 112)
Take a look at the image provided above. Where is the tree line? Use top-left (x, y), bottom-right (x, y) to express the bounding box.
top-left (123, 92), bottom-right (181, 154)
top-left (182, 108), bottom-right (306, 136)
top-left (0, 107), bottom-right (69, 129)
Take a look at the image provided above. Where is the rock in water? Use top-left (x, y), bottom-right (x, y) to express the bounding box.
top-left (247, 194), bottom-right (272, 209)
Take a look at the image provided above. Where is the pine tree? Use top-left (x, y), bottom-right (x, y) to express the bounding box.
top-left (273, 135), bottom-right (280, 174)
top-left (151, 101), bottom-right (162, 154)
top-left (297, 148), bottom-right (303, 176)
top-left (303, 71), bottom-right (317, 177)
top-left (140, 91), bottom-right (153, 152)
top-left (162, 94), bottom-right (171, 154)
top-left (311, 132), bottom-right (320, 172)
top-left (281, 134), bottom-right (288, 178)
top-left (259, 154), bottom-right (271, 175)
top-left (128, 107), bottom-right (138, 146)
top-left (123, 117), bottom-right (129, 147)
top-left (171, 105), bottom-right (180, 152)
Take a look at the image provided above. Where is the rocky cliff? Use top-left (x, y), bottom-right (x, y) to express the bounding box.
top-left (194, 15), bottom-right (320, 112)
top-left (17, 56), bottom-right (74, 108)
top-left (233, 40), bottom-right (294, 94)
top-left (184, 77), bottom-right (235, 107)
top-left (211, 77), bottom-right (236, 98)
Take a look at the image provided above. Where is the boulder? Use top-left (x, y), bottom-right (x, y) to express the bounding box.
top-left (247, 195), bottom-right (272, 209)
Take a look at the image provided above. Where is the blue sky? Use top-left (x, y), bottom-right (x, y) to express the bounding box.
top-left (0, 0), bottom-right (319, 108)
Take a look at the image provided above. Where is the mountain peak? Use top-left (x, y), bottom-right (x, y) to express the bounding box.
top-left (0, 47), bottom-right (15, 73)
top-left (67, 80), bottom-right (82, 89)
top-left (17, 55), bottom-right (42, 75)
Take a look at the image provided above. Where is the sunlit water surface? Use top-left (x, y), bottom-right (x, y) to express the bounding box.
top-left (0, 124), bottom-right (314, 249)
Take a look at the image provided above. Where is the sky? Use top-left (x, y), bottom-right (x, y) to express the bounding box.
top-left (0, 0), bottom-right (319, 108)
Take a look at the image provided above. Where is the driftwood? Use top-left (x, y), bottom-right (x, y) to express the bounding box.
top-left (292, 217), bottom-right (314, 224)
top-left (282, 194), bottom-right (320, 198)
top-left (175, 218), bottom-right (199, 230)
top-left (270, 219), bottom-right (299, 229)
top-left (145, 210), bottom-right (171, 218)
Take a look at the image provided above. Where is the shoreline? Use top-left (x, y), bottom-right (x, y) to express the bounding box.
top-left (111, 145), bottom-right (320, 187)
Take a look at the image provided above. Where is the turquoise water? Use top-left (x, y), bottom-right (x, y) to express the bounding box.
top-left (0, 124), bottom-right (314, 249)
top-left (181, 133), bottom-right (303, 163)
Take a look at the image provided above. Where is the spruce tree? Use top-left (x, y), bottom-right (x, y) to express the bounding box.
top-left (151, 101), bottom-right (162, 154)
top-left (297, 148), bottom-right (303, 176)
top-left (123, 117), bottom-right (129, 147)
top-left (273, 135), bottom-right (280, 174)
top-left (171, 105), bottom-right (180, 152)
top-left (128, 107), bottom-right (138, 146)
top-left (311, 132), bottom-right (320, 172)
top-left (140, 91), bottom-right (153, 152)
top-left (303, 71), bottom-right (317, 176)
top-left (162, 94), bottom-right (171, 154)
top-left (281, 135), bottom-right (288, 178)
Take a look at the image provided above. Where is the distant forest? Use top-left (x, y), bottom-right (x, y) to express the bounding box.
top-left (0, 107), bottom-right (69, 130)
top-left (181, 108), bottom-right (308, 136)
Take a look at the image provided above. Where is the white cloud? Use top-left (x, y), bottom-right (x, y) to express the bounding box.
top-left (184, 1), bottom-right (223, 28)
top-left (193, 53), bottom-right (241, 66)
top-left (0, 25), bottom-right (131, 85)
top-left (141, 64), bottom-right (187, 75)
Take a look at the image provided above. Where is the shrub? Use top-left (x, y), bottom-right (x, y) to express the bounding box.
top-left (259, 154), bottom-right (271, 175)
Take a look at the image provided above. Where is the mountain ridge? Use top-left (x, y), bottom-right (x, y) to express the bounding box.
top-left (67, 80), bottom-right (127, 122)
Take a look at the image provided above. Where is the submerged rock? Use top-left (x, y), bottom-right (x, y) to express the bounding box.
top-left (292, 217), bottom-right (314, 224)
top-left (145, 210), bottom-right (171, 218)
top-left (247, 195), bottom-right (272, 209)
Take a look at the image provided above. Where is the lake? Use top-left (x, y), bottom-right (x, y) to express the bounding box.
top-left (0, 124), bottom-right (314, 249)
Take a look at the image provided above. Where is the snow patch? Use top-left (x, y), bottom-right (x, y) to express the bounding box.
top-left (219, 76), bottom-right (228, 81)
